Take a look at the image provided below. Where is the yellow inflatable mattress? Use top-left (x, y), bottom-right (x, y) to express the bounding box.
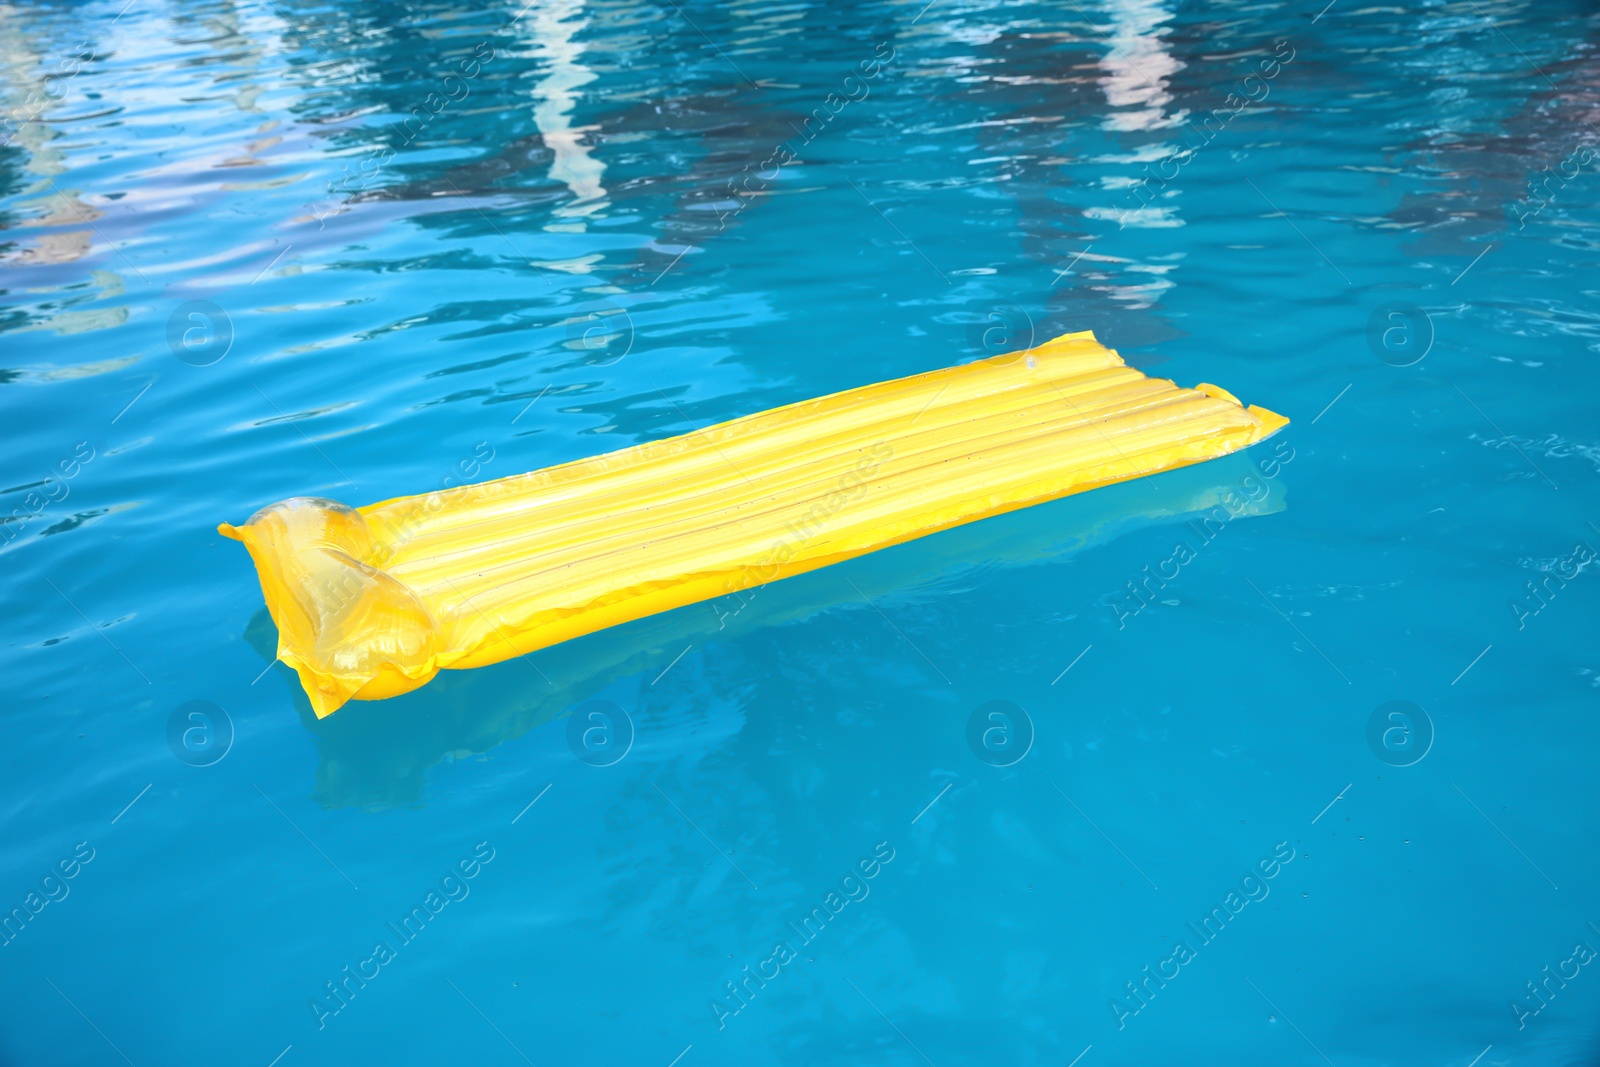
top-left (222, 330), bottom-right (1287, 717)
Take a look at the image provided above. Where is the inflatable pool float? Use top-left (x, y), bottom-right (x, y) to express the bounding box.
top-left (259, 452), bottom-right (1286, 809)
top-left (221, 330), bottom-right (1287, 716)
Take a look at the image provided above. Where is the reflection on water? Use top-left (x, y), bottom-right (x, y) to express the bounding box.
top-left (1387, 18), bottom-right (1600, 256)
top-left (0, 8), bottom-right (95, 270)
top-left (940, 0), bottom-right (1191, 349)
top-left (524, 0), bottom-right (608, 227)
top-left (1097, 0), bottom-right (1183, 134)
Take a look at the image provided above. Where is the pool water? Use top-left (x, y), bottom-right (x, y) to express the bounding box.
top-left (4, 0), bottom-right (1600, 1064)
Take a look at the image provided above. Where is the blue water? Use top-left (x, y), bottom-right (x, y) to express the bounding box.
top-left (5, 0), bottom-right (1600, 1063)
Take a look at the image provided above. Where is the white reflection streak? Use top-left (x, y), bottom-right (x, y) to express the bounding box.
top-left (1091, 0), bottom-right (1185, 300)
top-left (1097, 0), bottom-right (1182, 133)
top-left (526, 0), bottom-right (608, 226)
top-left (0, 11), bottom-right (98, 265)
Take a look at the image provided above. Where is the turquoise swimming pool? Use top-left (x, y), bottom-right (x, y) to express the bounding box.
top-left (4, 0), bottom-right (1599, 1064)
